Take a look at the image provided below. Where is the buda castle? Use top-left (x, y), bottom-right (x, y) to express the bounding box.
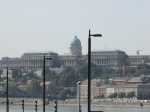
top-left (0, 36), bottom-right (150, 71)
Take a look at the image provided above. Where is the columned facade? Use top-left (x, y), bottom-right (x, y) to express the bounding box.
top-left (0, 36), bottom-right (150, 71)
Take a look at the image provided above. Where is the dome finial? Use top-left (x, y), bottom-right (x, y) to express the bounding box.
top-left (75, 32), bottom-right (77, 38)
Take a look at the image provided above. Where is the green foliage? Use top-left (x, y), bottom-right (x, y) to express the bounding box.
top-left (109, 93), bottom-right (118, 99)
top-left (91, 66), bottom-right (103, 79)
top-left (98, 94), bottom-right (104, 99)
top-left (8, 84), bottom-right (23, 97)
top-left (137, 64), bottom-right (150, 70)
top-left (58, 67), bottom-right (76, 87)
top-left (8, 62), bottom-right (150, 99)
top-left (26, 70), bottom-right (39, 80)
top-left (45, 67), bottom-right (57, 82)
top-left (118, 92), bottom-right (126, 98)
top-left (20, 75), bottom-right (28, 84)
top-left (0, 69), bottom-right (3, 81)
top-left (27, 79), bottom-right (42, 97)
top-left (126, 91), bottom-right (135, 98)
top-left (12, 69), bottom-right (22, 79)
top-left (75, 62), bottom-right (88, 80)
top-left (57, 89), bottom-right (67, 100)
top-left (0, 69), bottom-right (3, 74)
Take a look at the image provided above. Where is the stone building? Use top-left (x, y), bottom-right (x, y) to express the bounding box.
top-left (78, 79), bottom-right (101, 100)
top-left (0, 36), bottom-right (150, 71)
top-left (106, 84), bottom-right (138, 98)
top-left (106, 84), bottom-right (150, 99)
top-left (95, 85), bottom-right (108, 98)
top-left (0, 57), bottom-right (21, 69)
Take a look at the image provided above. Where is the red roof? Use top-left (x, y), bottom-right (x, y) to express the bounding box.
top-left (40, 81), bottom-right (53, 86)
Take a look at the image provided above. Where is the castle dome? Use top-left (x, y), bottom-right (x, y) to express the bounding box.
top-left (70, 36), bottom-right (81, 47)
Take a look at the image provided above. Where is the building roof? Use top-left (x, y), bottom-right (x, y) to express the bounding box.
top-left (23, 51), bottom-right (58, 55)
top-left (107, 84), bottom-right (139, 88)
top-left (81, 79), bottom-right (101, 85)
top-left (97, 85), bottom-right (109, 89)
top-left (112, 77), bottom-right (128, 82)
top-left (70, 36), bottom-right (81, 47)
top-left (127, 77), bottom-right (141, 83)
top-left (17, 84), bottom-right (28, 88)
top-left (40, 81), bottom-right (53, 86)
top-left (91, 49), bottom-right (125, 53)
top-left (1, 57), bottom-right (21, 60)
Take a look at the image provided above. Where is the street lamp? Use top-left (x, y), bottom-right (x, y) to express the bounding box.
top-left (88, 29), bottom-right (102, 112)
top-left (2, 68), bottom-right (13, 112)
top-left (43, 55), bottom-right (52, 112)
top-left (6, 67), bottom-right (13, 112)
top-left (77, 81), bottom-right (81, 112)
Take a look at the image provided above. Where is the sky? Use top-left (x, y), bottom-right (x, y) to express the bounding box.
top-left (0, 0), bottom-right (150, 59)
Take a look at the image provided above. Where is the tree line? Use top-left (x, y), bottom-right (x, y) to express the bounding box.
top-left (0, 63), bottom-right (150, 100)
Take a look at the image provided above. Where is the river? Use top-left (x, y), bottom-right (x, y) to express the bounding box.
top-left (0, 104), bottom-right (149, 112)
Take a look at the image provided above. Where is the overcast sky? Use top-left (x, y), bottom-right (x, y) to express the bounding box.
top-left (0, 0), bottom-right (150, 59)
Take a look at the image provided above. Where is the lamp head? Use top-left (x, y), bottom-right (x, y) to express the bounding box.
top-left (45, 57), bottom-right (52, 60)
top-left (90, 34), bottom-right (102, 37)
top-left (93, 34), bottom-right (102, 37)
top-left (77, 81), bottom-right (81, 84)
top-left (54, 100), bottom-right (57, 103)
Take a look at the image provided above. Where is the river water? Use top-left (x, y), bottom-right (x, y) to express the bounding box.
top-left (0, 105), bottom-right (150, 112)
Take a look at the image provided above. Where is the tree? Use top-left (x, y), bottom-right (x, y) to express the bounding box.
top-left (12, 69), bottom-right (22, 79)
top-left (26, 70), bottom-right (38, 80)
top-left (0, 69), bottom-right (3, 81)
top-left (125, 67), bottom-right (136, 77)
top-left (109, 93), bottom-right (117, 99)
top-left (75, 62), bottom-right (88, 80)
top-left (126, 91), bottom-right (135, 98)
top-left (0, 69), bottom-right (3, 74)
top-left (57, 90), bottom-right (67, 100)
top-left (20, 75), bottom-right (28, 84)
top-left (9, 84), bottom-right (23, 97)
top-left (27, 79), bottom-right (42, 97)
top-left (118, 92), bottom-right (126, 99)
top-left (99, 94), bottom-right (104, 99)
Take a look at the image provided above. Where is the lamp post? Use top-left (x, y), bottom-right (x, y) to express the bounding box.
top-left (22, 100), bottom-right (24, 112)
top-left (43, 55), bottom-right (52, 112)
top-left (88, 29), bottom-right (102, 112)
top-left (35, 101), bottom-right (37, 112)
top-left (54, 100), bottom-right (57, 112)
top-left (77, 81), bottom-right (81, 112)
top-left (6, 67), bottom-right (13, 112)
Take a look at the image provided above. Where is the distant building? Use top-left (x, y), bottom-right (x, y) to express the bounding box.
top-left (0, 57), bottom-right (21, 69)
top-left (111, 76), bottom-right (150, 85)
top-left (0, 81), bottom-right (6, 92)
top-left (78, 79), bottom-right (101, 100)
top-left (95, 85), bottom-right (108, 98)
top-left (126, 76), bottom-right (150, 84)
top-left (106, 84), bottom-right (150, 99)
top-left (106, 84), bottom-right (139, 98)
top-left (112, 77), bottom-right (129, 85)
top-left (17, 85), bottom-right (28, 91)
top-left (0, 36), bottom-right (150, 71)
top-left (78, 77), bottom-right (150, 100)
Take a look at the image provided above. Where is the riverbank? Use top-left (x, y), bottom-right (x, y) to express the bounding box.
top-left (0, 98), bottom-right (150, 107)
top-left (50, 100), bottom-right (150, 107)
top-left (0, 98), bottom-right (44, 105)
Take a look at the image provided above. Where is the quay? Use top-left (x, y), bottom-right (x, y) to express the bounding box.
top-left (1, 98), bottom-right (150, 107)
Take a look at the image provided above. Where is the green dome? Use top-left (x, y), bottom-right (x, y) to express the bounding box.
top-left (70, 36), bottom-right (81, 47)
